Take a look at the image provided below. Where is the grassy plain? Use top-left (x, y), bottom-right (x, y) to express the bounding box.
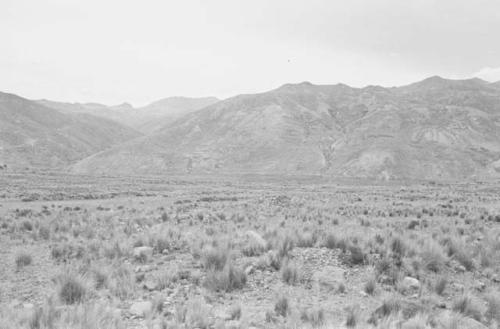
top-left (1, 171), bottom-right (499, 328)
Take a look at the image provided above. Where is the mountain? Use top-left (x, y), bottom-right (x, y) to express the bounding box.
top-left (0, 92), bottom-right (142, 168)
top-left (72, 77), bottom-right (500, 180)
top-left (134, 97), bottom-right (220, 132)
top-left (37, 97), bottom-right (220, 133)
top-left (36, 99), bottom-right (126, 124)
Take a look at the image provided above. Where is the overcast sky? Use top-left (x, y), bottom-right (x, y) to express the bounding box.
top-left (2, 0), bottom-right (500, 106)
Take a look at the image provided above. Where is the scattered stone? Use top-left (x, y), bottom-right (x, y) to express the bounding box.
top-left (135, 265), bottom-right (153, 273)
top-left (225, 320), bottom-right (241, 329)
top-left (452, 283), bottom-right (465, 292)
top-left (143, 280), bottom-right (159, 291)
top-left (474, 281), bottom-right (486, 291)
top-left (130, 301), bottom-right (153, 318)
top-left (402, 276), bottom-right (420, 290)
top-left (9, 300), bottom-right (21, 308)
top-left (214, 309), bottom-right (232, 321)
top-left (379, 275), bottom-right (394, 285)
top-left (244, 265), bottom-right (254, 275)
top-left (246, 230), bottom-right (267, 248)
top-left (133, 246), bottom-right (153, 261)
top-left (135, 273), bottom-right (145, 282)
top-left (436, 311), bottom-right (488, 329)
top-left (311, 266), bottom-right (345, 290)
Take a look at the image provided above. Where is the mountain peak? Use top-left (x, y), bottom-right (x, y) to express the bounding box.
top-left (111, 102), bottom-right (134, 111)
top-left (276, 81), bottom-right (316, 92)
top-left (402, 75), bottom-right (490, 91)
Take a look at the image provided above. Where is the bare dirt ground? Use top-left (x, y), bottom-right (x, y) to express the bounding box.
top-left (1, 171), bottom-right (499, 328)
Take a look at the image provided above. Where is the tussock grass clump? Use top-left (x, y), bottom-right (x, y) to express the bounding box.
top-left (452, 294), bottom-right (482, 321)
top-left (295, 230), bottom-right (317, 248)
top-left (345, 305), bottom-right (359, 327)
top-left (375, 256), bottom-right (399, 285)
top-left (434, 276), bottom-right (448, 296)
top-left (151, 235), bottom-right (170, 254)
top-left (228, 304), bottom-right (242, 320)
top-left (444, 237), bottom-right (474, 271)
top-left (56, 273), bottom-right (88, 305)
top-left (201, 244), bottom-right (230, 271)
top-left (347, 244), bottom-right (366, 265)
top-left (277, 235), bottom-right (294, 259)
top-left (38, 225), bottom-right (51, 240)
top-left (203, 263), bottom-right (246, 292)
top-left (280, 261), bottom-right (300, 285)
top-left (324, 232), bottom-right (344, 250)
top-left (265, 234), bottom-right (294, 271)
top-left (401, 313), bottom-right (431, 329)
top-left (154, 267), bottom-right (180, 290)
top-left (242, 231), bottom-right (267, 257)
top-left (337, 282), bottom-right (346, 294)
top-left (274, 295), bottom-right (290, 317)
top-left (24, 299), bottom-right (123, 329)
top-left (376, 299), bottom-right (401, 318)
top-left (184, 298), bottom-right (211, 329)
top-left (420, 240), bottom-right (446, 272)
top-left (22, 220), bottom-right (33, 231)
top-left (91, 266), bottom-right (109, 289)
top-left (485, 291), bottom-right (500, 324)
top-left (364, 276), bottom-right (377, 295)
top-left (301, 307), bottom-right (325, 328)
top-left (391, 236), bottom-right (407, 258)
top-left (108, 263), bottom-right (136, 300)
top-left (15, 252), bottom-right (32, 269)
top-left (103, 241), bottom-right (130, 260)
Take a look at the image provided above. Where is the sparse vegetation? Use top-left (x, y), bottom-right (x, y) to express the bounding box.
top-left (345, 305), bottom-right (359, 327)
top-left (1, 173), bottom-right (499, 328)
top-left (280, 261), bottom-right (300, 285)
top-left (301, 307), bottom-right (325, 328)
top-left (274, 295), bottom-right (290, 317)
top-left (434, 276), bottom-right (448, 296)
top-left (15, 252), bottom-right (32, 269)
top-left (56, 273), bottom-right (87, 305)
top-left (365, 276), bottom-right (377, 295)
top-left (452, 294), bottom-right (482, 321)
top-left (203, 263), bottom-right (246, 292)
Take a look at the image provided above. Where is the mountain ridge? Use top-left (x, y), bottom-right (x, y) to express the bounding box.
top-left (71, 76), bottom-right (500, 179)
top-left (0, 92), bottom-right (141, 168)
top-left (36, 96), bottom-right (220, 133)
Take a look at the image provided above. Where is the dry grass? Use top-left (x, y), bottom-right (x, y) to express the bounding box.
top-left (280, 261), bottom-right (300, 285)
top-left (203, 263), bottom-right (247, 292)
top-left (2, 174), bottom-right (499, 328)
top-left (452, 294), bottom-right (482, 321)
top-left (15, 252), bottom-right (32, 270)
top-left (56, 273), bottom-right (88, 305)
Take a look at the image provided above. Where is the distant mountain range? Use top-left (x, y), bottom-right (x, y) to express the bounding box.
top-left (0, 92), bottom-right (141, 168)
top-left (2, 76), bottom-right (500, 179)
top-left (37, 96), bottom-right (219, 133)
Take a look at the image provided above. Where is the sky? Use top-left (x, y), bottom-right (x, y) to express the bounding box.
top-left (2, 0), bottom-right (500, 106)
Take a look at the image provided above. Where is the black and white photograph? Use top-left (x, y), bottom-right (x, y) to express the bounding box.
top-left (1, 0), bottom-right (500, 328)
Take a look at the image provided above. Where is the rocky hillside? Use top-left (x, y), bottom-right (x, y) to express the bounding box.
top-left (37, 97), bottom-right (220, 134)
top-left (72, 77), bottom-right (500, 180)
top-left (0, 92), bottom-right (142, 168)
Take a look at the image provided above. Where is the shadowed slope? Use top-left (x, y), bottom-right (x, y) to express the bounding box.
top-left (0, 92), bottom-right (142, 168)
top-left (72, 77), bottom-right (500, 179)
